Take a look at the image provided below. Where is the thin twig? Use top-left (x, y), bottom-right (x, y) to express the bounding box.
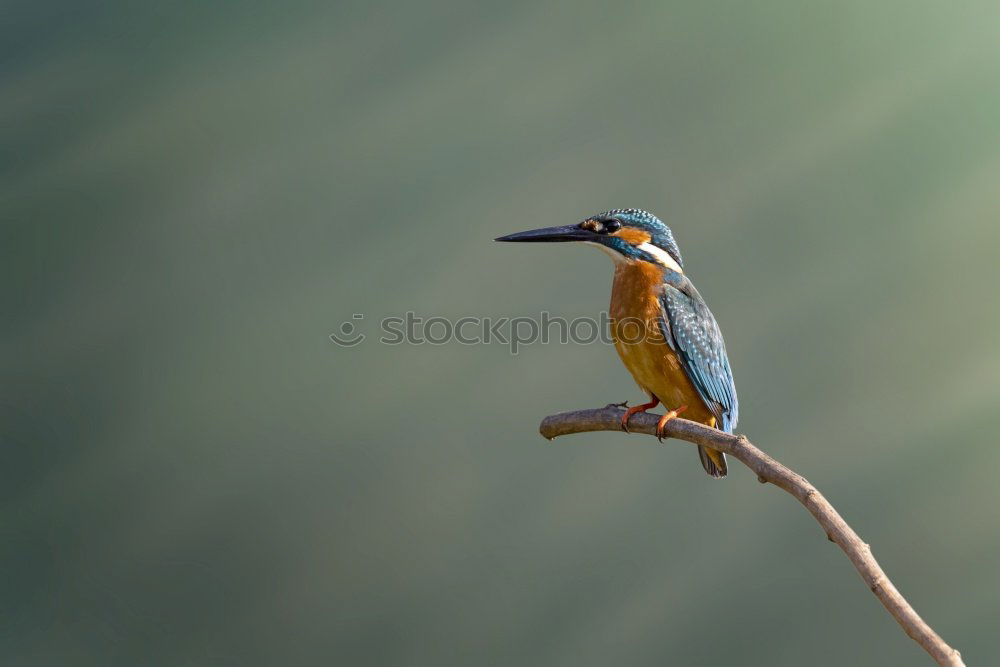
top-left (538, 405), bottom-right (964, 667)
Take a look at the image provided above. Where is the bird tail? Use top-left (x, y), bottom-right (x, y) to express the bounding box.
top-left (697, 446), bottom-right (727, 478)
top-left (697, 413), bottom-right (732, 478)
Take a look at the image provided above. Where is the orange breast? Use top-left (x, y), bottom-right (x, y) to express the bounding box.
top-left (609, 262), bottom-right (714, 423)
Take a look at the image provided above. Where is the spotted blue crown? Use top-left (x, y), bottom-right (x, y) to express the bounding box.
top-left (598, 208), bottom-right (683, 268)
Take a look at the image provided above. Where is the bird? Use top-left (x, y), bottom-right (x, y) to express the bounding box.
top-left (496, 208), bottom-right (738, 478)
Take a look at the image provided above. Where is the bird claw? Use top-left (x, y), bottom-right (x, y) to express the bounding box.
top-left (619, 398), bottom-right (661, 433)
top-left (656, 405), bottom-right (688, 442)
top-left (606, 401), bottom-right (631, 432)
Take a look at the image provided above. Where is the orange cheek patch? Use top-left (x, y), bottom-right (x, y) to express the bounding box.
top-left (613, 228), bottom-right (652, 245)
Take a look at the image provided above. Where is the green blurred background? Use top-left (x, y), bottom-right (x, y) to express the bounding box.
top-left (4, 1), bottom-right (1000, 665)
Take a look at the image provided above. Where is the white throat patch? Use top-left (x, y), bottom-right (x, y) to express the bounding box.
top-left (583, 241), bottom-right (627, 265)
top-left (637, 242), bottom-right (684, 273)
top-left (584, 240), bottom-right (684, 272)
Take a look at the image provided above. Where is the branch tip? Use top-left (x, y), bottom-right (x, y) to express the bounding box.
top-left (535, 405), bottom-right (965, 667)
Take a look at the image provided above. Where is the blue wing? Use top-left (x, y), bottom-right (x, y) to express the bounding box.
top-left (658, 283), bottom-right (738, 432)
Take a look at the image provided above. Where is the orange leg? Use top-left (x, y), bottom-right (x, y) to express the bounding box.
top-left (656, 405), bottom-right (688, 442)
top-left (620, 397), bottom-right (660, 432)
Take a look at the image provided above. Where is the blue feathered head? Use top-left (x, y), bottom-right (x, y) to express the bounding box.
top-left (493, 207), bottom-right (683, 271)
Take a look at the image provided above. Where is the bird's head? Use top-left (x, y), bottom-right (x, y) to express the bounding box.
top-left (495, 208), bottom-right (684, 273)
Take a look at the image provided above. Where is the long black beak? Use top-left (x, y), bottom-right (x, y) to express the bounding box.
top-left (494, 224), bottom-right (596, 243)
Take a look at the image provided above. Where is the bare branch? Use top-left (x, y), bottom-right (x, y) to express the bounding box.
top-left (539, 406), bottom-right (965, 667)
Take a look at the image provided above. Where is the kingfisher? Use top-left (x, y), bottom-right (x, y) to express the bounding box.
top-left (496, 208), bottom-right (738, 478)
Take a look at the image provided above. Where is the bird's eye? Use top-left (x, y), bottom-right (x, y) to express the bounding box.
top-left (603, 219), bottom-right (622, 233)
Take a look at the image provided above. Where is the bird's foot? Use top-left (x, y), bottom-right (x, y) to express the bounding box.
top-left (656, 405), bottom-right (688, 442)
top-left (620, 398), bottom-right (660, 433)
